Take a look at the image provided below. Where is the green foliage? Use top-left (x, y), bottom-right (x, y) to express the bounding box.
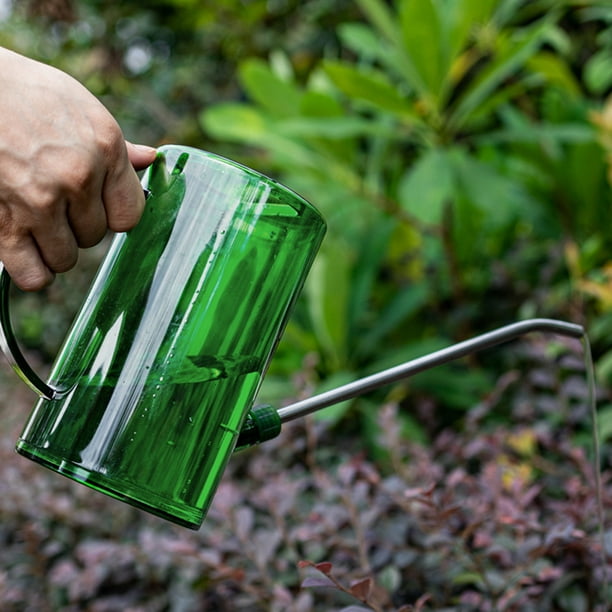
top-left (201, 0), bottom-right (612, 433)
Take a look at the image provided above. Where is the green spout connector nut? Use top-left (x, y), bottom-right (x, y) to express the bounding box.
top-left (235, 404), bottom-right (282, 451)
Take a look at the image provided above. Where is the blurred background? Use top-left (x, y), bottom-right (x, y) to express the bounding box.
top-left (0, 1), bottom-right (610, 610)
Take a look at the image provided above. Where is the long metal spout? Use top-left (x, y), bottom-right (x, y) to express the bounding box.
top-left (276, 318), bottom-right (584, 424)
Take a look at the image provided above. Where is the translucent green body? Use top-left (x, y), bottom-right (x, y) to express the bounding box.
top-left (16, 146), bottom-right (326, 529)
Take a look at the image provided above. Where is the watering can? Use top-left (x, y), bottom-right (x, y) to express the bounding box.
top-left (0, 145), bottom-right (585, 529)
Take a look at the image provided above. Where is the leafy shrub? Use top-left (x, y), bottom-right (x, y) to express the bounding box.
top-left (201, 0), bottom-right (612, 427)
top-left (0, 336), bottom-right (608, 610)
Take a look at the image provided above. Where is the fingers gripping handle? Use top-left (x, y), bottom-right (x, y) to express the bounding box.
top-left (0, 263), bottom-right (58, 400)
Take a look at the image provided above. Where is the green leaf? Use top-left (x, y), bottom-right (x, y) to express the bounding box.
top-left (200, 103), bottom-right (322, 170)
top-left (279, 116), bottom-right (401, 140)
top-left (200, 103), bottom-right (268, 142)
top-left (584, 50), bottom-right (612, 95)
top-left (596, 404), bottom-right (612, 442)
top-left (323, 60), bottom-right (417, 119)
top-left (448, 14), bottom-right (557, 130)
top-left (555, 141), bottom-right (610, 235)
top-left (239, 58), bottom-right (302, 118)
top-left (451, 571), bottom-right (486, 588)
top-left (297, 91), bottom-right (358, 162)
top-left (435, 0), bottom-right (498, 105)
top-left (337, 22), bottom-right (382, 61)
top-left (398, 148), bottom-right (456, 225)
top-left (355, 0), bottom-right (401, 45)
top-left (492, 0), bottom-right (531, 27)
top-left (445, 149), bottom-right (539, 263)
top-left (348, 218), bottom-right (396, 340)
top-left (268, 49), bottom-right (294, 82)
top-left (300, 90), bottom-right (344, 118)
top-left (410, 363), bottom-right (492, 410)
top-left (456, 75), bottom-right (542, 130)
top-left (475, 123), bottom-right (596, 146)
top-left (527, 51), bottom-right (581, 95)
top-left (355, 0), bottom-right (425, 92)
top-left (596, 350), bottom-right (612, 386)
top-left (450, 149), bottom-right (535, 227)
top-left (435, 0), bottom-right (497, 74)
top-left (399, 0), bottom-right (444, 100)
top-left (305, 240), bottom-right (353, 369)
top-left (356, 284), bottom-right (429, 358)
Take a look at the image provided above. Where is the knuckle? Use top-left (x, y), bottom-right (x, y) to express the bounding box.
top-left (65, 157), bottom-right (96, 193)
top-left (76, 224), bottom-right (106, 248)
top-left (16, 270), bottom-right (53, 292)
top-left (107, 209), bottom-right (141, 232)
top-left (0, 204), bottom-right (36, 252)
top-left (97, 120), bottom-right (125, 160)
top-left (48, 248), bottom-right (78, 273)
top-left (22, 185), bottom-right (61, 216)
top-left (106, 187), bottom-right (144, 233)
top-left (1, 257), bottom-right (54, 292)
top-left (0, 203), bottom-right (15, 231)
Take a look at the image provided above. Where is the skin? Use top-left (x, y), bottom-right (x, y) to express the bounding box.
top-left (0, 47), bottom-right (157, 291)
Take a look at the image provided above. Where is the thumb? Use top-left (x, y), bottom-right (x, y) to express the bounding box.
top-left (126, 141), bottom-right (157, 171)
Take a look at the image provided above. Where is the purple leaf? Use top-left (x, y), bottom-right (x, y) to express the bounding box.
top-left (349, 577), bottom-right (373, 600)
top-left (298, 560), bottom-right (334, 575)
top-left (301, 575), bottom-right (336, 589)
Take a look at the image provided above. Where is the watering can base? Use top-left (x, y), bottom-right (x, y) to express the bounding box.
top-left (15, 440), bottom-right (204, 529)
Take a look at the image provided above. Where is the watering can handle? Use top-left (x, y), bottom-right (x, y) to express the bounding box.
top-left (0, 263), bottom-right (59, 400)
top-left (0, 190), bottom-right (151, 401)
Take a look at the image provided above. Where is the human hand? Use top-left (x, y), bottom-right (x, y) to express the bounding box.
top-left (0, 47), bottom-right (157, 290)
